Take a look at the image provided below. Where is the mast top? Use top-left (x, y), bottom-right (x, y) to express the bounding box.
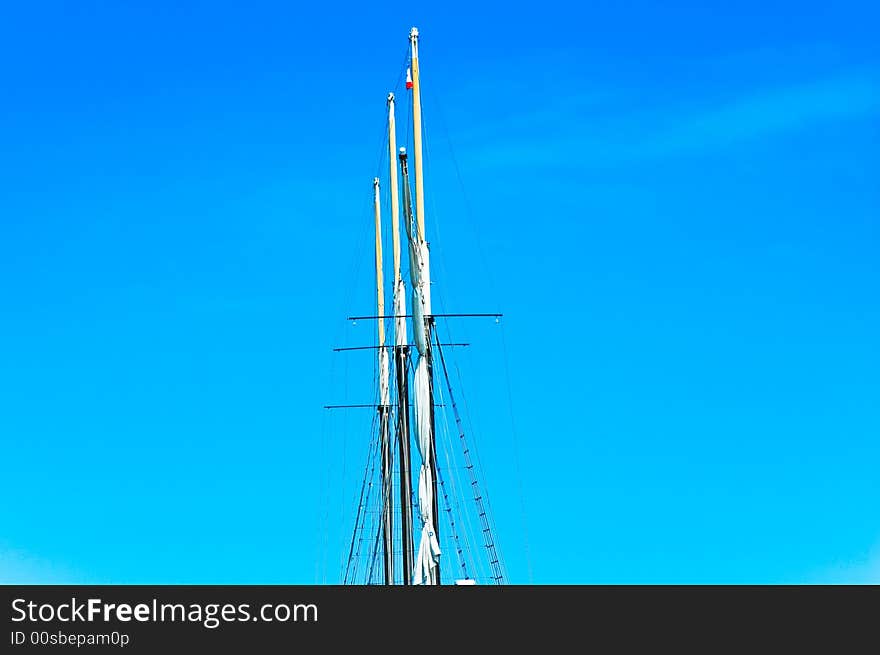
top-left (409, 27), bottom-right (419, 58)
top-left (387, 92), bottom-right (395, 104)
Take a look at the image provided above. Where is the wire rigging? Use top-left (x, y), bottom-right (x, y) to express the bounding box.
top-left (434, 333), bottom-right (506, 584)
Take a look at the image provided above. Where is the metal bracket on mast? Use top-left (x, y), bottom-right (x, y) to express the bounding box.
top-left (333, 343), bottom-right (469, 352)
top-left (324, 404), bottom-right (446, 410)
top-left (347, 313), bottom-right (503, 322)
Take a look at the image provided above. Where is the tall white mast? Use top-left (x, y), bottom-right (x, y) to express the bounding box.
top-left (373, 177), bottom-right (393, 584)
top-left (388, 93), bottom-right (403, 311)
top-left (410, 29), bottom-right (426, 244)
top-left (388, 92), bottom-right (415, 583)
top-left (407, 26), bottom-right (441, 586)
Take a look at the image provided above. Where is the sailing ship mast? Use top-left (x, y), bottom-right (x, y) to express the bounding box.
top-left (373, 177), bottom-right (393, 584)
top-left (337, 25), bottom-right (509, 586)
top-left (388, 93), bottom-right (415, 584)
top-left (406, 26), bottom-right (441, 586)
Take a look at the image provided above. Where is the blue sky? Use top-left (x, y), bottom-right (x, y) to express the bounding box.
top-left (1, 1), bottom-right (878, 584)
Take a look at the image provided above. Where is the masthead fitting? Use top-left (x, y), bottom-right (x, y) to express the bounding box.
top-left (409, 28), bottom-right (419, 64)
top-left (387, 92), bottom-right (395, 103)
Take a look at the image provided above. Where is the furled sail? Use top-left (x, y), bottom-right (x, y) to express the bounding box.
top-left (405, 27), bottom-right (441, 583)
top-left (373, 177), bottom-right (393, 584)
top-left (407, 218), bottom-right (440, 585)
top-left (389, 93), bottom-right (414, 583)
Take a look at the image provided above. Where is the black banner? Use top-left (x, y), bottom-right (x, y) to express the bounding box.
top-left (1, 585), bottom-right (874, 651)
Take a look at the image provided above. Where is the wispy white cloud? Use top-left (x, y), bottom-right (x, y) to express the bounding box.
top-left (465, 72), bottom-right (880, 170)
top-left (805, 544), bottom-right (880, 584)
top-left (631, 74), bottom-right (880, 158)
top-left (0, 546), bottom-right (85, 584)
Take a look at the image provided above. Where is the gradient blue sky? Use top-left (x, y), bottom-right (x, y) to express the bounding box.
top-left (1, 1), bottom-right (878, 584)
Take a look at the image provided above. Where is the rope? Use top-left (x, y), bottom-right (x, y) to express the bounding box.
top-left (434, 334), bottom-right (506, 584)
top-left (433, 374), bottom-right (472, 581)
top-left (500, 323), bottom-right (533, 583)
top-left (343, 411), bottom-right (380, 583)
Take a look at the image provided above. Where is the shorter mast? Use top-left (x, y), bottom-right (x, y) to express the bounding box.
top-left (373, 177), bottom-right (393, 585)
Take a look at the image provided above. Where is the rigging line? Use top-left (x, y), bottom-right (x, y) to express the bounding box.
top-left (352, 420), bottom-right (378, 580)
top-left (439, 381), bottom-right (484, 583)
top-left (419, 100), bottom-right (448, 286)
top-left (381, 43), bottom-right (411, 205)
top-left (367, 426), bottom-right (395, 584)
top-left (435, 456), bottom-right (470, 582)
top-left (433, 372), bottom-right (472, 582)
top-left (388, 407), bottom-right (404, 585)
top-left (430, 317), bottom-right (487, 583)
top-left (436, 366), bottom-right (485, 583)
top-left (375, 406), bottom-right (397, 584)
top-left (435, 314), bottom-right (502, 581)
top-left (421, 101), bottom-right (502, 573)
top-left (354, 112), bottom-right (389, 575)
top-left (345, 379), bottom-right (381, 580)
top-left (343, 415), bottom-right (379, 583)
top-left (366, 511), bottom-right (384, 584)
top-left (338, 130), bottom-right (391, 348)
top-left (419, 101), bottom-right (456, 329)
top-left (443, 419), bottom-right (484, 582)
top-left (425, 86), bottom-right (501, 305)
top-left (337, 323), bottom-right (351, 578)
top-left (336, 183), bottom-right (383, 578)
top-left (341, 322), bottom-right (378, 582)
top-left (445, 320), bottom-right (509, 583)
top-left (434, 334), bottom-right (506, 584)
top-left (364, 483), bottom-right (382, 584)
top-left (377, 44), bottom-right (413, 303)
top-left (499, 322), bottom-right (533, 584)
top-left (420, 89), bottom-right (469, 325)
top-left (317, 314), bottom-right (340, 584)
top-left (392, 44), bottom-right (410, 97)
top-left (348, 411), bottom-right (380, 583)
top-left (428, 309), bottom-right (486, 581)
top-left (406, 82), bottom-right (413, 151)
top-left (374, 110), bottom-right (390, 182)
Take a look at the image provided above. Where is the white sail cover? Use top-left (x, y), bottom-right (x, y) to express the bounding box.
top-left (378, 346), bottom-right (390, 408)
top-left (413, 356), bottom-right (440, 584)
top-left (394, 279), bottom-right (406, 348)
top-left (407, 221), bottom-right (440, 584)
